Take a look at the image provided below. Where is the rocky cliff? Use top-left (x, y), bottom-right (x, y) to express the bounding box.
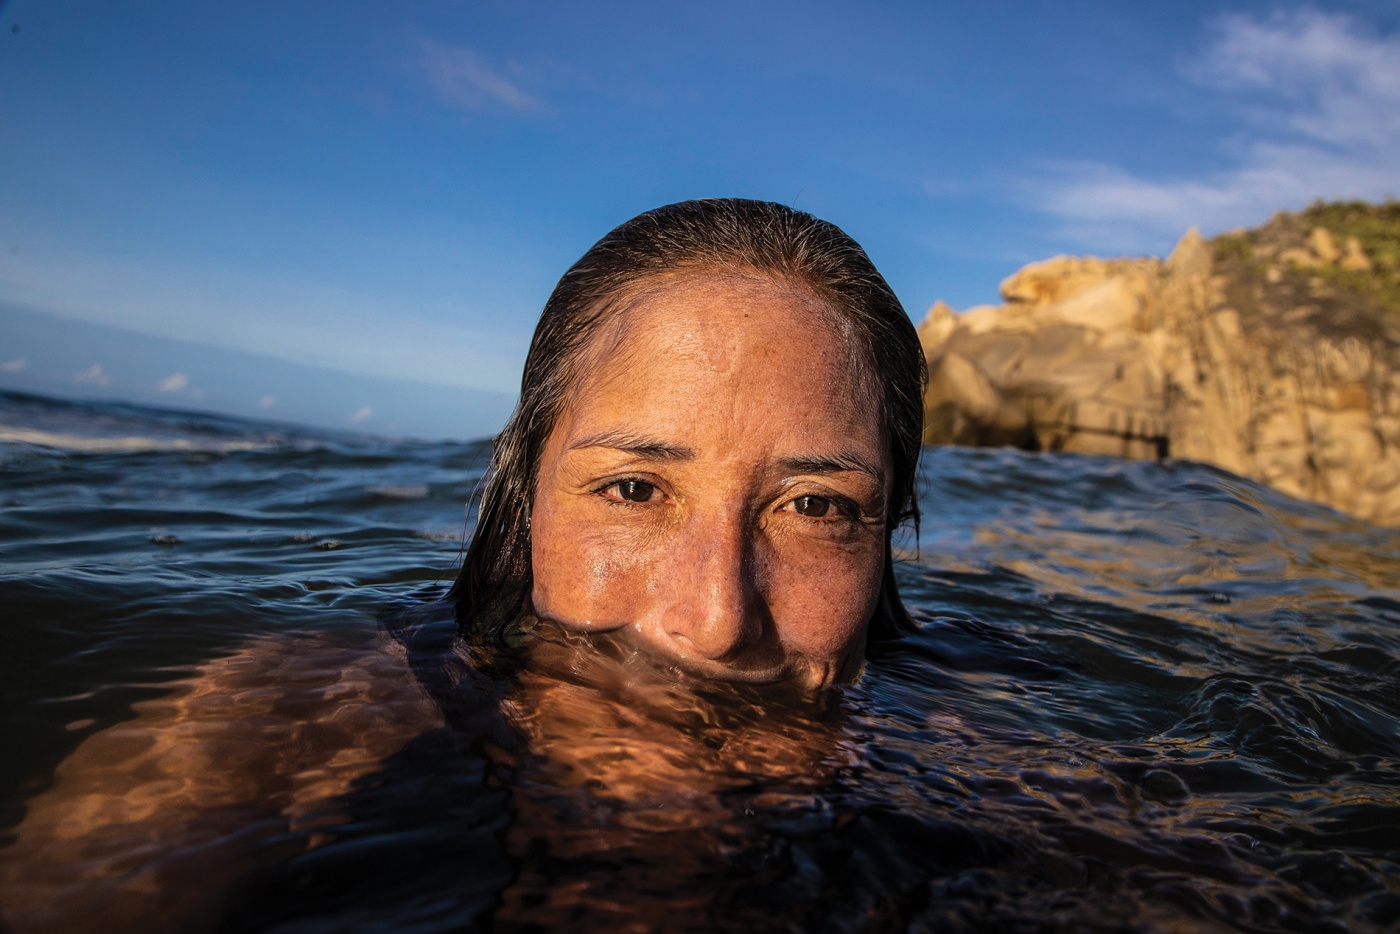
top-left (919, 201), bottom-right (1400, 525)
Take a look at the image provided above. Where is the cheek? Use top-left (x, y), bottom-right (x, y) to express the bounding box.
top-left (530, 494), bottom-right (659, 629)
top-left (765, 536), bottom-right (885, 660)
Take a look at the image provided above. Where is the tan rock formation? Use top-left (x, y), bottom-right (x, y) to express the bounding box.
top-left (1308, 226), bottom-right (1340, 263)
top-left (1341, 235), bottom-right (1374, 272)
top-left (919, 209), bottom-right (1400, 525)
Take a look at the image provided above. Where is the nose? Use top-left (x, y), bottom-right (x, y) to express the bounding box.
top-left (664, 510), bottom-right (763, 661)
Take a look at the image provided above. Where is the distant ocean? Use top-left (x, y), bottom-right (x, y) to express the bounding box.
top-left (3, 387), bottom-right (1399, 932)
top-left (0, 303), bottom-right (516, 440)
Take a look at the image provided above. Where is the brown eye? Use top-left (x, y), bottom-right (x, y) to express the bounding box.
top-left (793, 495), bottom-right (833, 517)
top-left (616, 480), bottom-right (656, 503)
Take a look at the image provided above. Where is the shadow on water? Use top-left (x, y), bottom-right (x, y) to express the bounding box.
top-left (2, 392), bottom-right (1400, 932)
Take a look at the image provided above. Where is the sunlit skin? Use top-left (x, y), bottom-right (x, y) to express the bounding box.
top-left (529, 271), bottom-right (892, 690)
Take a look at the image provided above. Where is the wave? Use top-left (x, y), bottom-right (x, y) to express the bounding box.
top-left (0, 425), bottom-right (271, 454)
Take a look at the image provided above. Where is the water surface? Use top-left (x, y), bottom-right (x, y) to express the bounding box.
top-left (2, 389), bottom-right (1398, 932)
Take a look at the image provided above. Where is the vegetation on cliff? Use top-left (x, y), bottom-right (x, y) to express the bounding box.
top-left (1213, 199), bottom-right (1400, 324)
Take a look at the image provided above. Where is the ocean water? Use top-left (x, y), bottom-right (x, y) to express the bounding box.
top-left (2, 387), bottom-right (1398, 933)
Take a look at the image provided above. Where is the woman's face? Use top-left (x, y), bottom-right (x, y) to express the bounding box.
top-left (529, 272), bottom-right (891, 690)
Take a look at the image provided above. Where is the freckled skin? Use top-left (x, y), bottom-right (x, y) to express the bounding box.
top-left (530, 273), bottom-right (891, 690)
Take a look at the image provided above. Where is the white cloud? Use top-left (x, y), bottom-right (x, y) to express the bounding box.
top-left (75, 364), bottom-right (110, 386)
top-left (1031, 8), bottom-right (1400, 250)
top-left (418, 39), bottom-right (543, 114)
top-left (0, 358), bottom-right (26, 373)
top-left (349, 406), bottom-right (373, 424)
top-left (258, 395), bottom-right (276, 409)
top-left (158, 372), bottom-right (190, 392)
top-left (1187, 9), bottom-right (1400, 149)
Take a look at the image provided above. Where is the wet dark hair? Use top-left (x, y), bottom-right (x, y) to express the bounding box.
top-left (451, 198), bottom-right (926, 642)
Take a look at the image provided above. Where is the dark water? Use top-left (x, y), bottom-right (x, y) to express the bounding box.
top-left (2, 388), bottom-right (1398, 932)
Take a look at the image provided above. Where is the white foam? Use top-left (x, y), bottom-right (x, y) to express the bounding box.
top-left (0, 426), bottom-right (268, 454)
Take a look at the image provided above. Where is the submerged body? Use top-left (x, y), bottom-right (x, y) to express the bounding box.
top-left (0, 619), bottom-right (849, 932)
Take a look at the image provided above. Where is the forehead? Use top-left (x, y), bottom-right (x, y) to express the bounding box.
top-left (597, 269), bottom-right (850, 361)
top-left (560, 271), bottom-right (883, 447)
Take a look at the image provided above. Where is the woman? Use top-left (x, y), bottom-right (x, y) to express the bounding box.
top-left (454, 198), bottom-right (926, 690)
top-left (0, 199), bottom-right (926, 933)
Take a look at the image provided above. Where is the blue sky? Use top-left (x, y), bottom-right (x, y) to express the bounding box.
top-left (1, 1), bottom-right (1398, 437)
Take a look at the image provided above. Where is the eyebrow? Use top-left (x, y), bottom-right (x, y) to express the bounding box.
top-left (777, 453), bottom-right (886, 485)
top-left (568, 430), bottom-right (885, 483)
top-left (567, 430), bottom-right (695, 460)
